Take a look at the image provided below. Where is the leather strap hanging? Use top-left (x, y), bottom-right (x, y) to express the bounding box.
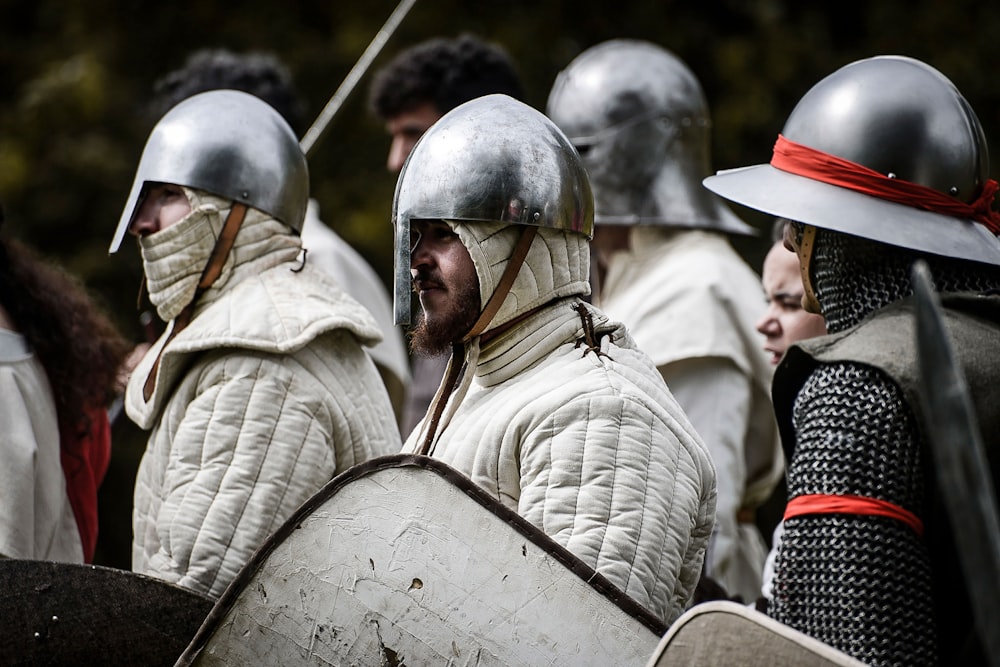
top-left (416, 341), bottom-right (466, 456)
top-left (795, 224), bottom-right (821, 315)
top-left (142, 203), bottom-right (248, 401)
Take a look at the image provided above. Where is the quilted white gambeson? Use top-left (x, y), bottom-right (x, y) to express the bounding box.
top-left (405, 222), bottom-right (717, 625)
top-left (126, 213), bottom-right (400, 599)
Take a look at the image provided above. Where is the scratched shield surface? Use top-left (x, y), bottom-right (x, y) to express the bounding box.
top-left (180, 455), bottom-right (663, 666)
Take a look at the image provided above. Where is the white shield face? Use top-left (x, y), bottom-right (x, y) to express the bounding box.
top-left (179, 456), bottom-right (665, 666)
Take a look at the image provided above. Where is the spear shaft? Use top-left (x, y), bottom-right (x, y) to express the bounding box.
top-left (299, 0), bottom-right (419, 156)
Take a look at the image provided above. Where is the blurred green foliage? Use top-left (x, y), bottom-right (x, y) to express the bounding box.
top-left (2, 0), bottom-right (998, 340)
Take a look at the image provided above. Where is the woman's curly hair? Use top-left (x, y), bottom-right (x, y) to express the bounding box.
top-left (0, 237), bottom-right (130, 435)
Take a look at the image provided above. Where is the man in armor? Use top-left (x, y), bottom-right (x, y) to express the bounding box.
top-left (705, 55), bottom-right (1000, 665)
top-left (546, 39), bottom-right (782, 603)
top-left (145, 48), bottom-right (411, 431)
top-left (111, 91), bottom-right (400, 598)
top-left (394, 94), bottom-right (716, 625)
top-left (368, 33), bottom-right (525, 436)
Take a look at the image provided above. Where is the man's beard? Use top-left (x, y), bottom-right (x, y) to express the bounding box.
top-left (408, 275), bottom-right (481, 357)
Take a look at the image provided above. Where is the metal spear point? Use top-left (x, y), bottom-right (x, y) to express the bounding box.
top-left (912, 259), bottom-right (1000, 666)
top-left (299, 0), bottom-right (419, 156)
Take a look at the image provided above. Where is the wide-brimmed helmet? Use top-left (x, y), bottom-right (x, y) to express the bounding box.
top-left (704, 55), bottom-right (1000, 266)
top-left (109, 89), bottom-right (308, 253)
top-left (546, 39), bottom-right (754, 235)
top-left (392, 93), bottom-right (594, 325)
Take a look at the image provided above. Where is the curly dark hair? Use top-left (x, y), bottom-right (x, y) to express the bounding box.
top-left (148, 48), bottom-right (306, 133)
top-left (368, 33), bottom-right (523, 119)
top-left (0, 237), bottom-right (130, 436)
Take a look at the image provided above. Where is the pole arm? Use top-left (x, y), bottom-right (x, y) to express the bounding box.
top-left (299, 0), bottom-right (419, 156)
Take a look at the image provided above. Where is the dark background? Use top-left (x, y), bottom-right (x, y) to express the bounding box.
top-left (1, 0), bottom-right (997, 566)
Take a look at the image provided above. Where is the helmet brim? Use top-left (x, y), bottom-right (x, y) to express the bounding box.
top-left (704, 164), bottom-right (1000, 267)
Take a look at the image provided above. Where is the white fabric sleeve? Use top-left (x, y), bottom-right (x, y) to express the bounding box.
top-left (660, 357), bottom-right (752, 588)
top-left (760, 520), bottom-right (785, 601)
top-left (516, 392), bottom-right (711, 620)
top-left (0, 359), bottom-right (80, 562)
top-left (0, 368), bottom-right (45, 558)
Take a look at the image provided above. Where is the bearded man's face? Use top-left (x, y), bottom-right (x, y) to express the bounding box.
top-left (408, 220), bottom-right (481, 356)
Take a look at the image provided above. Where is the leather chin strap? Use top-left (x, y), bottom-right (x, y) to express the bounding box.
top-left (416, 224), bottom-right (538, 455)
top-left (142, 203), bottom-right (249, 401)
top-left (797, 224), bottom-right (822, 315)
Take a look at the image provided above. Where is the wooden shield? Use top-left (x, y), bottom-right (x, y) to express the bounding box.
top-left (644, 601), bottom-right (866, 666)
top-left (0, 559), bottom-right (213, 665)
top-left (178, 454), bottom-right (665, 666)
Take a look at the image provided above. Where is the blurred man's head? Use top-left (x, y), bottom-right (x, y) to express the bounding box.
top-left (368, 34), bottom-right (523, 173)
top-left (147, 48), bottom-right (305, 133)
top-left (546, 39), bottom-right (754, 236)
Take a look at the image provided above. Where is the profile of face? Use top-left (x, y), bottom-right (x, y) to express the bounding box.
top-left (129, 183), bottom-right (192, 238)
top-left (408, 220), bottom-right (481, 355)
top-left (756, 241), bottom-right (827, 365)
top-left (385, 102), bottom-right (443, 174)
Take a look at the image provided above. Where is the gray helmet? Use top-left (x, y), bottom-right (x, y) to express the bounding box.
top-left (545, 39), bottom-right (755, 235)
top-left (109, 89), bottom-right (308, 253)
top-left (392, 93), bottom-right (594, 325)
top-left (704, 55), bottom-right (1000, 266)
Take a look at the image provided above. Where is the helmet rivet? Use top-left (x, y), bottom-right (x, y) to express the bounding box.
top-left (887, 172), bottom-right (897, 179)
top-left (241, 191), bottom-right (250, 199)
top-left (949, 186), bottom-right (959, 195)
top-left (533, 211), bottom-right (541, 221)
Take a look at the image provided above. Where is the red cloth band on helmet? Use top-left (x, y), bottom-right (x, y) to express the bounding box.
top-left (771, 134), bottom-right (1000, 235)
top-left (783, 493), bottom-right (924, 538)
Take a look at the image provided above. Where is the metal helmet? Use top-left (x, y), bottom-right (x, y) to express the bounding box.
top-left (392, 93), bottom-right (594, 324)
top-left (704, 55), bottom-right (1000, 266)
top-left (545, 39), bottom-right (755, 235)
top-left (109, 89), bottom-right (308, 253)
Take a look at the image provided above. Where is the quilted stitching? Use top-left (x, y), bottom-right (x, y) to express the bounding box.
top-left (130, 254), bottom-right (401, 598)
top-left (405, 299), bottom-right (716, 624)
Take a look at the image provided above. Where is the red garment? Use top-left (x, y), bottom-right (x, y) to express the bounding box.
top-left (58, 407), bottom-right (111, 562)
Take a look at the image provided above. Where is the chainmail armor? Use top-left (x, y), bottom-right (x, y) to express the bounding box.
top-left (771, 362), bottom-right (935, 665)
top-left (808, 226), bottom-right (1000, 333)
top-left (774, 226), bottom-right (1000, 664)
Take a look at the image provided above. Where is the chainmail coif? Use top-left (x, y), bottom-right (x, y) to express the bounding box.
top-left (771, 226), bottom-right (1000, 665)
top-left (808, 226), bottom-right (1000, 334)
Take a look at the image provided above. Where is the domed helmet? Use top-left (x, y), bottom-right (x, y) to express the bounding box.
top-left (704, 55), bottom-right (1000, 266)
top-left (392, 93), bottom-right (594, 325)
top-left (109, 89), bottom-right (309, 253)
top-left (545, 39), bottom-right (754, 234)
